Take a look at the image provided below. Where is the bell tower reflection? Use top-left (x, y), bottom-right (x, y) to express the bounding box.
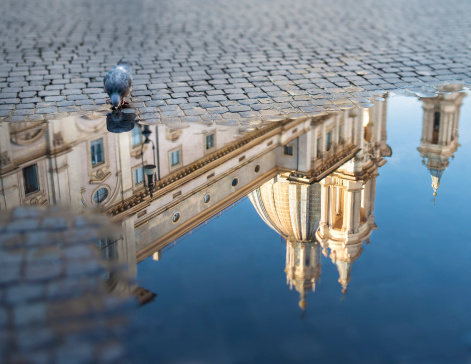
top-left (315, 103), bottom-right (390, 294)
top-left (417, 85), bottom-right (465, 200)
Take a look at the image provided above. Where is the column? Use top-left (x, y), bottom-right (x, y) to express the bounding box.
top-left (298, 131), bottom-right (310, 173)
top-left (345, 181), bottom-right (362, 233)
top-left (319, 177), bottom-right (331, 232)
top-left (329, 185), bottom-right (336, 228)
top-left (117, 132), bottom-right (134, 200)
top-left (0, 174), bottom-right (20, 209)
top-left (369, 173), bottom-right (378, 216)
top-left (46, 153), bottom-right (71, 205)
top-left (363, 179), bottom-right (371, 218)
top-left (121, 217), bottom-right (137, 278)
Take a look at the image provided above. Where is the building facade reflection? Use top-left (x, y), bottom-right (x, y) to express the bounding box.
top-left (0, 97), bottom-right (392, 309)
top-left (249, 98), bottom-right (391, 308)
top-left (417, 84), bottom-right (465, 201)
top-left (5, 89), bottom-right (468, 310)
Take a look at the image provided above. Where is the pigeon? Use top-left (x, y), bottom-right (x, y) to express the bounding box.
top-left (104, 62), bottom-right (132, 109)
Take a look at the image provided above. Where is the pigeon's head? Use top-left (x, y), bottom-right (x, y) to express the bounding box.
top-left (110, 93), bottom-right (122, 109)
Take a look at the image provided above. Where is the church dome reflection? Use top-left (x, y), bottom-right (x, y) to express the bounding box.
top-left (249, 98), bottom-right (391, 308)
top-left (249, 174), bottom-right (321, 242)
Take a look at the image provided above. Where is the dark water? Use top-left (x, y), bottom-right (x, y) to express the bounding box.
top-left (127, 92), bottom-right (471, 363)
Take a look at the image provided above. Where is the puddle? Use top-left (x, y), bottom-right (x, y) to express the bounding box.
top-left (1, 84), bottom-right (471, 362)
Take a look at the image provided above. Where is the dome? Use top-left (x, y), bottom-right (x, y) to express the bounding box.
top-left (248, 175), bottom-right (321, 242)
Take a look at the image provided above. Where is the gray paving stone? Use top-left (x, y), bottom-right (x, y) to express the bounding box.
top-left (36, 107), bottom-right (57, 114)
top-left (0, 0), bottom-right (471, 125)
top-left (38, 90), bottom-right (60, 97)
top-left (0, 208), bottom-right (135, 362)
top-left (0, 93), bottom-right (17, 99)
top-left (45, 96), bottom-right (66, 102)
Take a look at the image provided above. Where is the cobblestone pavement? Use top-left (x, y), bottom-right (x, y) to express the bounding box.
top-left (0, 207), bottom-right (135, 364)
top-left (1, 0), bottom-right (471, 125)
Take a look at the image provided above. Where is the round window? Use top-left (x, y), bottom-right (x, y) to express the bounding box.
top-left (254, 165), bottom-right (261, 173)
top-left (231, 178), bottom-right (239, 187)
top-left (172, 212), bottom-right (180, 223)
top-left (203, 194), bottom-right (211, 204)
top-left (94, 188), bottom-right (108, 203)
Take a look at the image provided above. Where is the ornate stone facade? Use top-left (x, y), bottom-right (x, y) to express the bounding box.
top-left (418, 84), bottom-right (466, 200)
top-left (249, 98), bottom-right (391, 307)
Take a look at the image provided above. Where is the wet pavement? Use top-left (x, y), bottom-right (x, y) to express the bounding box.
top-left (2, 0), bottom-right (471, 363)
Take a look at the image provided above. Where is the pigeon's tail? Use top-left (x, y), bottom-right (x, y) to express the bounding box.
top-left (110, 93), bottom-right (121, 108)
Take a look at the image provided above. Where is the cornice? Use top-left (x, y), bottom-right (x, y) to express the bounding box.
top-left (107, 118), bottom-right (298, 218)
top-left (136, 167), bottom-right (279, 263)
top-left (288, 144), bottom-right (360, 184)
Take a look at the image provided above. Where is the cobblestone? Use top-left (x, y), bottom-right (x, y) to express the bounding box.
top-left (0, 0), bottom-right (470, 125)
top-left (0, 207), bottom-right (135, 363)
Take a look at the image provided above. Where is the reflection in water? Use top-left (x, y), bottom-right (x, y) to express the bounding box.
top-left (0, 87), bottom-right (466, 312)
top-left (106, 109), bottom-right (137, 133)
top-left (249, 98), bottom-right (391, 308)
top-left (417, 84), bottom-right (465, 202)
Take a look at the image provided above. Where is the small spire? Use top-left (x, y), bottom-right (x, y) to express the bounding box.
top-left (340, 279), bottom-right (349, 295)
top-left (298, 292), bottom-right (307, 317)
top-left (431, 175), bottom-right (440, 206)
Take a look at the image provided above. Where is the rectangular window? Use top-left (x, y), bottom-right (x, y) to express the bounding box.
top-left (97, 237), bottom-right (119, 260)
top-left (170, 150), bottom-right (180, 167)
top-left (433, 111), bottom-right (440, 132)
top-left (326, 131), bottom-right (332, 151)
top-left (205, 134), bottom-right (215, 150)
top-left (432, 111), bottom-right (440, 144)
top-left (317, 137), bottom-right (322, 156)
top-left (283, 145), bottom-right (294, 156)
top-left (131, 126), bottom-right (143, 147)
top-left (134, 167), bottom-right (144, 185)
top-left (90, 138), bottom-right (104, 166)
top-left (23, 164), bottom-right (39, 195)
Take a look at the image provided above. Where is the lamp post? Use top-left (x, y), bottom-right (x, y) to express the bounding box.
top-left (143, 164), bottom-right (156, 198)
top-left (141, 125), bottom-right (157, 198)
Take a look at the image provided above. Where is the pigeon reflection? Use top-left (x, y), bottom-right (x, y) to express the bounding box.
top-left (106, 109), bottom-right (136, 133)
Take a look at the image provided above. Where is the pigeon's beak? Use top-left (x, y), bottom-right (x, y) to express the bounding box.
top-left (110, 93), bottom-right (121, 109)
